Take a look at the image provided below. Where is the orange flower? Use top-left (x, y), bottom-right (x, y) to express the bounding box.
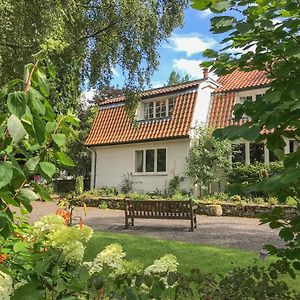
top-left (0, 253), bottom-right (9, 264)
top-left (56, 208), bottom-right (71, 225)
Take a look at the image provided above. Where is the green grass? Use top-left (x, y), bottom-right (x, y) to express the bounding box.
top-left (85, 231), bottom-right (299, 291)
top-left (85, 231), bottom-right (264, 274)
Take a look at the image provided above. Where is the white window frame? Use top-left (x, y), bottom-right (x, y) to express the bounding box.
top-left (133, 147), bottom-right (168, 175)
top-left (142, 97), bottom-right (174, 120)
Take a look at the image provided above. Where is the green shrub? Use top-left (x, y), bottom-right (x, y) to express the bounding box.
top-left (229, 195), bottom-right (242, 202)
top-left (171, 191), bottom-right (190, 201)
top-left (168, 175), bottom-right (184, 196)
top-left (228, 162), bottom-right (284, 197)
top-left (268, 196), bottom-right (278, 205)
top-left (75, 176), bottom-right (84, 195)
top-left (254, 197), bottom-right (265, 204)
top-left (286, 197), bottom-right (298, 207)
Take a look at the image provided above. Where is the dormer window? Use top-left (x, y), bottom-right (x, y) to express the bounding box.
top-left (143, 98), bottom-right (175, 120)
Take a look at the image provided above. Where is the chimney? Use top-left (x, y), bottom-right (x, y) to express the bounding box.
top-left (203, 68), bottom-right (209, 79)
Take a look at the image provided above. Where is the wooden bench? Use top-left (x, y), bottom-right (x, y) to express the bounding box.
top-left (124, 199), bottom-right (197, 231)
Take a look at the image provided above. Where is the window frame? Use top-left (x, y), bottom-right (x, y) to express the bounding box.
top-left (133, 147), bottom-right (167, 175)
top-left (142, 97), bottom-right (175, 120)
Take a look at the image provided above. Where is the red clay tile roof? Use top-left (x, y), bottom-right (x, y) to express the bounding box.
top-left (215, 69), bottom-right (270, 93)
top-left (86, 88), bottom-right (198, 146)
top-left (100, 79), bottom-right (204, 105)
top-left (209, 69), bottom-right (270, 128)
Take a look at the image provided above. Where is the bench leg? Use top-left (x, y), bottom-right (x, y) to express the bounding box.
top-left (131, 218), bottom-right (134, 226)
top-left (194, 216), bottom-right (197, 229)
top-left (125, 216), bottom-right (129, 229)
top-left (190, 219), bottom-right (194, 232)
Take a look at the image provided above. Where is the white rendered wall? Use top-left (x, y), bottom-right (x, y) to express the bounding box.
top-left (91, 139), bottom-right (192, 193)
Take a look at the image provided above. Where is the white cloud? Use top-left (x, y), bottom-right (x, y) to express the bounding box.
top-left (172, 58), bottom-right (218, 80)
top-left (151, 81), bottom-right (163, 88)
top-left (172, 58), bottom-right (203, 78)
top-left (198, 10), bottom-right (212, 19)
top-left (112, 67), bottom-right (119, 77)
top-left (169, 33), bottom-right (216, 56)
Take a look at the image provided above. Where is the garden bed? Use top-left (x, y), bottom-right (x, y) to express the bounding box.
top-left (70, 195), bottom-right (299, 218)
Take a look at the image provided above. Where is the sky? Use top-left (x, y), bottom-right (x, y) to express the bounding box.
top-left (84, 7), bottom-right (221, 100)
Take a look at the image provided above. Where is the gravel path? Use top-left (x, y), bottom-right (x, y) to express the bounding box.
top-left (25, 201), bottom-right (283, 252)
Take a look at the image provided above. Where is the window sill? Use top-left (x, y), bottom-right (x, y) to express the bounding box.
top-left (133, 172), bottom-right (168, 176)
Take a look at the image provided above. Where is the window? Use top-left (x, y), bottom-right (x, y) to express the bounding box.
top-left (168, 98), bottom-right (175, 116)
top-left (157, 148), bottom-right (166, 172)
top-left (232, 143), bottom-right (246, 163)
top-left (155, 99), bottom-right (167, 118)
top-left (239, 95), bottom-right (253, 103)
top-left (135, 150), bottom-right (143, 172)
top-left (250, 143), bottom-right (264, 163)
top-left (144, 102), bottom-right (154, 119)
top-left (289, 140), bottom-right (298, 153)
top-left (143, 98), bottom-right (175, 120)
top-left (134, 148), bottom-right (167, 173)
top-left (146, 149), bottom-right (155, 172)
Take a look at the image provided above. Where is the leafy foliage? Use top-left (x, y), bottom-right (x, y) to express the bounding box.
top-left (186, 126), bottom-right (231, 194)
top-left (166, 71), bottom-right (191, 86)
top-left (0, 51), bottom-right (78, 239)
top-left (228, 162), bottom-right (284, 196)
top-left (192, 0), bottom-right (300, 277)
top-left (0, 0), bottom-right (189, 112)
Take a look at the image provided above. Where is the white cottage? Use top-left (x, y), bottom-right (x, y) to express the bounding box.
top-left (86, 68), bottom-right (298, 193)
top-left (85, 70), bottom-right (218, 193)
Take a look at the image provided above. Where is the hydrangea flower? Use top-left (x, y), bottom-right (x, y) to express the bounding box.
top-left (144, 254), bottom-right (178, 276)
top-left (85, 243), bottom-right (126, 275)
top-left (0, 270), bottom-right (13, 300)
top-left (32, 214), bottom-right (93, 264)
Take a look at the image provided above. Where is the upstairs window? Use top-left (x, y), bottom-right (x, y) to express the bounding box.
top-left (143, 98), bottom-right (175, 120)
top-left (134, 148), bottom-right (167, 173)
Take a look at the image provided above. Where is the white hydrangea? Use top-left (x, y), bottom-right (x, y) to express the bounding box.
top-left (32, 214), bottom-right (93, 265)
top-left (0, 270), bottom-right (13, 300)
top-left (32, 215), bottom-right (65, 238)
top-left (85, 243), bottom-right (126, 275)
top-left (144, 254), bottom-right (178, 276)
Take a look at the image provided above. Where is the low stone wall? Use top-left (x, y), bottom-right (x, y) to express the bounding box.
top-left (70, 196), bottom-right (299, 218)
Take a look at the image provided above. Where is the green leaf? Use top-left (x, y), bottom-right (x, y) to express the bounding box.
top-left (19, 188), bottom-right (40, 201)
top-left (37, 70), bottom-right (49, 97)
top-left (0, 162), bottom-right (13, 189)
top-left (279, 228), bottom-right (294, 241)
top-left (12, 281), bottom-right (44, 300)
top-left (32, 114), bottom-right (45, 144)
top-left (24, 156), bottom-right (40, 174)
top-left (39, 162), bottom-right (56, 179)
top-left (293, 261), bottom-right (300, 271)
top-left (241, 125), bottom-right (260, 141)
top-left (7, 114), bottom-right (27, 143)
top-left (0, 192), bottom-right (19, 206)
top-left (32, 183), bottom-right (52, 201)
top-left (13, 241), bottom-right (27, 253)
top-left (191, 0), bottom-right (211, 10)
top-left (56, 152), bottom-right (75, 166)
top-left (210, 1), bottom-right (232, 12)
top-left (52, 133), bottom-right (66, 147)
top-left (26, 87), bottom-right (46, 115)
top-left (236, 22), bottom-right (253, 34)
top-left (47, 59), bottom-right (56, 78)
top-left (45, 121), bottom-right (56, 133)
top-left (7, 91), bottom-right (26, 118)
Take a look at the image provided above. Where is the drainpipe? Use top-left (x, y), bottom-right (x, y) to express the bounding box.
top-left (87, 147), bottom-right (97, 190)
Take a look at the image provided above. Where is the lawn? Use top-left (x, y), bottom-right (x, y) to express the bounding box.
top-left (85, 231), bottom-right (299, 291)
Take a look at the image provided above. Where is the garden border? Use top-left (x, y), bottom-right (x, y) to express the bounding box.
top-left (68, 196), bottom-right (299, 218)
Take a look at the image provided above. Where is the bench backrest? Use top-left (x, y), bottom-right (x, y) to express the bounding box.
top-left (124, 199), bottom-right (193, 219)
